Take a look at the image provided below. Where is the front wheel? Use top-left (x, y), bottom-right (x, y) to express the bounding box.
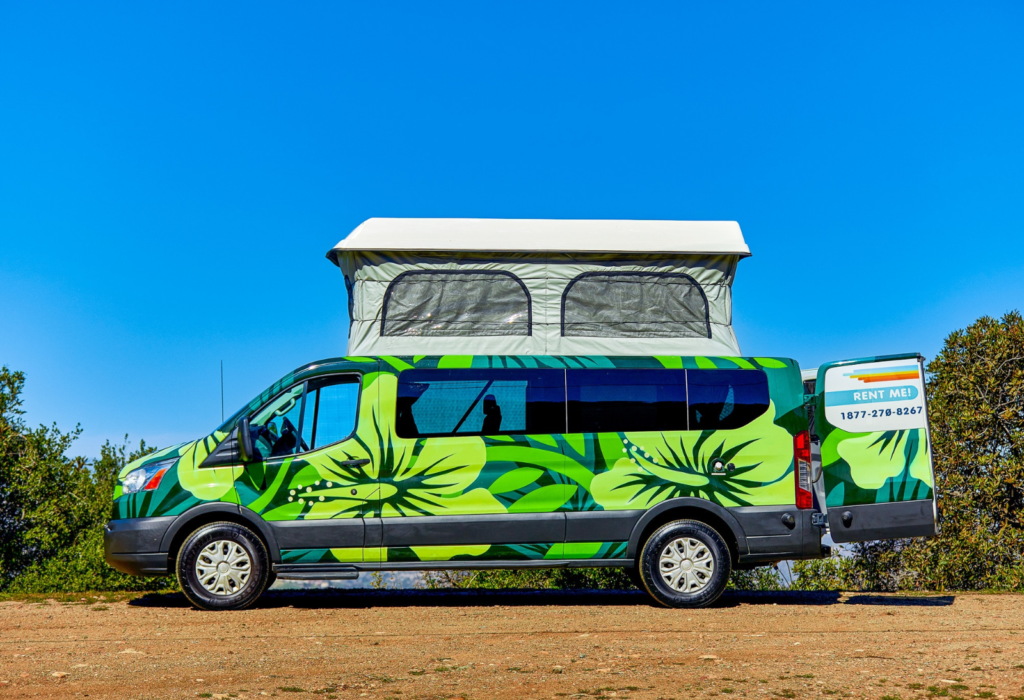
top-left (176, 522), bottom-right (270, 611)
top-left (638, 519), bottom-right (731, 608)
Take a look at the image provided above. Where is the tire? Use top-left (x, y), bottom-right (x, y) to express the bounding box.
top-left (638, 519), bottom-right (731, 608)
top-left (176, 522), bottom-right (270, 611)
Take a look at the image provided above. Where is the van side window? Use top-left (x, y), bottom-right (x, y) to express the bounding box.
top-left (300, 376), bottom-right (360, 451)
top-left (567, 369), bottom-right (687, 433)
top-left (396, 368), bottom-right (564, 438)
top-left (687, 369), bottom-right (769, 430)
top-left (250, 383), bottom-right (306, 460)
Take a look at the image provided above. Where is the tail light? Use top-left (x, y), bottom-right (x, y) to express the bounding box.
top-left (793, 430), bottom-right (813, 509)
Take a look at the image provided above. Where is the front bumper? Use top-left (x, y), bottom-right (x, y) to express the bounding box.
top-left (103, 517), bottom-right (175, 576)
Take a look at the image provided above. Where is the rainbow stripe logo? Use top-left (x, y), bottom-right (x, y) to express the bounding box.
top-left (844, 364), bottom-right (920, 384)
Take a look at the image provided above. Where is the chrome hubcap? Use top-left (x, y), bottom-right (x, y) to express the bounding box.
top-left (195, 540), bottom-right (251, 596)
top-left (659, 537), bottom-right (714, 593)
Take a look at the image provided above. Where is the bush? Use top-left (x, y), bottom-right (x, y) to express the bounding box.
top-left (0, 366), bottom-right (173, 593)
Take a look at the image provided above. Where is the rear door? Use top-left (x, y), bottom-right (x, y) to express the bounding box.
top-left (814, 354), bottom-right (937, 543)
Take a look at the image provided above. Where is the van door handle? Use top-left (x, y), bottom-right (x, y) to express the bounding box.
top-left (337, 459), bottom-right (370, 467)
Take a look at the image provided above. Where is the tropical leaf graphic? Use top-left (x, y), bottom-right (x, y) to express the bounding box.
top-left (591, 403), bottom-right (794, 509)
top-left (822, 427), bottom-right (933, 507)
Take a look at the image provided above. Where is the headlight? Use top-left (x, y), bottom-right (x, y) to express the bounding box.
top-left (122, 458), bottom-right (176, 495)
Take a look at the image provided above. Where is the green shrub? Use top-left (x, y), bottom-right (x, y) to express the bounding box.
top-left (0, 366), bottom-right (172, 593)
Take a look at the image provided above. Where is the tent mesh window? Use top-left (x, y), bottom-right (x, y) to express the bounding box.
top-left (382, 270), bottom-right (532, 337)
top-left (561, 271), bottom-right (711, 338)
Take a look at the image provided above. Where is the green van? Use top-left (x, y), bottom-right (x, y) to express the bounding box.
top-left (104, 352), bottom-right (937, 610)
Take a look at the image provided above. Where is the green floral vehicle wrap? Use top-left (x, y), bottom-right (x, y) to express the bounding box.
top-left (113, 354), bottom-right (809, 564)
top-left (280, 541), bottom-right (629, 565)
top-left (815, 355), bottom-right (935, 508)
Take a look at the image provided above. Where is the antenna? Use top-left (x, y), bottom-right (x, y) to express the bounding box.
top-left (220, 360), bottom-right (224, 422)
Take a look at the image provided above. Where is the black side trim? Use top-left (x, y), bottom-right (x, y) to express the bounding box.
top-left (626, 498), bottom-right (748, 560)
top-left (270, 519), bottom-right (365, 549)
top-left (199, 428), bottom-right (241, 468)
top-left (560, 270), bottom-right (712, 338)
top-left (274, 564), bottom-right (359, 580)
top-left (829, 500), bottom-right (936, 543)
top-left (381, 513), bottom-right (565, 547)
top-left (380, 269), bottom-right (533, 337)
top-left (565, 510), bottom-right (643, 542)
top-left (365, 517), bottom-right (383, 549)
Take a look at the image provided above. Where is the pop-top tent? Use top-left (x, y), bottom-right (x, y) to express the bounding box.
top-left (327, 218), bottom-right (750, 357)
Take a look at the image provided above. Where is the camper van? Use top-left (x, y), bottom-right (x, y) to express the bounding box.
top-left (104, 220), bottom-right (937, 610)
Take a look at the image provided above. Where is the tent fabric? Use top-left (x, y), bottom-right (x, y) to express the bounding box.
top-left (327, 218), bottom-right (750, 257)
top-left (335, 249), bottom-right (743, 357)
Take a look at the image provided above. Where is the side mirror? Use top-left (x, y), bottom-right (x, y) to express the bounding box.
top-left (238, 417), bottom-right (256, 462)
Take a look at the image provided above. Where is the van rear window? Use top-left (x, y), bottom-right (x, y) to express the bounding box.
top-left (396, 369), bottom-right (565, 437)
top-left (567, 369), bottom-right (688, 433)
top-left (687, 369), bottom-right (769, 430)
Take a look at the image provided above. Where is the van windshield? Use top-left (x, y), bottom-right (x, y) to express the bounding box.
top-left (213, 370), bottom-right (299, 435)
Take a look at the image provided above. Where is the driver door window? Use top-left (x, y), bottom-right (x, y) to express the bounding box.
top-left (250, 384), bottom-right (306, 460)
top-left (249, 375), bottom-right (361, 461)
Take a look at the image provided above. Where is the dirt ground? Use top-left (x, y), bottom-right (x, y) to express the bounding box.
top-left (1, 589), bottom-right (1023, 700)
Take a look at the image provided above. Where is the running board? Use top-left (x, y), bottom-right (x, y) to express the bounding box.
top-left (274, 564), bottom-right (360, 580)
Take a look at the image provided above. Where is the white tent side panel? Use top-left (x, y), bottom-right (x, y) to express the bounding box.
top-left (335, 251), bottom-right (743, 357)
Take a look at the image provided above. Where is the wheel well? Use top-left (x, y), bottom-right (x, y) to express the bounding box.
top-left (165, 512), bottom-right (272, 571)
top-left (633, 507), bottom-right (741, 566)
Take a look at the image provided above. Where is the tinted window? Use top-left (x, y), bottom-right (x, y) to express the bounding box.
top-left (396, 369), bottom-right (564, 437)
top-left (250, 384), bottom-right (305, 460)
top-left (566, 369), bottom-right (687, 433)
top-left (687, 369), bottom-right (769, 430)
top-left (301, 375), bottom-right (360, 450)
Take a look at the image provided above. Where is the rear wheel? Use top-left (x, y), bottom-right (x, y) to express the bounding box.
top-left (638, 519), bottom-right (731, 608)
top-left (176, 522), bottom-right (269, 611)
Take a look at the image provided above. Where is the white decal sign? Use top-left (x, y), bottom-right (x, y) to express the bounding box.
top-left (823, 358), bottom-right (927, 432)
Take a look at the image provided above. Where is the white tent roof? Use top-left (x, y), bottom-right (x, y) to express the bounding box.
top-left (328, 218), bottom-right (749, 262)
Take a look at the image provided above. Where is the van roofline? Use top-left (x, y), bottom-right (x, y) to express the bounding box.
top-left (292, 355), bottom-right (798, 375)
top-left (326, 218), bottom-right (751, 264)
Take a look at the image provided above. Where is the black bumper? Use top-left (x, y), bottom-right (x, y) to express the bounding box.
top-left (104, 517), bottom-right (175, 576)
top-left (732, 506), bottom-right (826, 565)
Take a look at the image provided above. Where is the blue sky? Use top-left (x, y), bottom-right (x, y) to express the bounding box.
top-left (1, 2), bottom-right (1022, 458)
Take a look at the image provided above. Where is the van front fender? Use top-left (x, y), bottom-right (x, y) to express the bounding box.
top-left (159, 502), bottom-right (282, 564)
